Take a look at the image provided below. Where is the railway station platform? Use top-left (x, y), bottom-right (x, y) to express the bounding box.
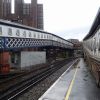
top-left (39, 58), bottom-right (100, 100)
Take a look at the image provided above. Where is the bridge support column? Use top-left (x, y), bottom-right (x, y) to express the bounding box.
top-left (0, 51), bottom-right (10, 74)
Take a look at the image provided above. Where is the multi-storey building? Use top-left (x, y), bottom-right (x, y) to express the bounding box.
top-left (0, 0), bottom-right (3, 19)
top-left (37, 4), bottom-right (44, 29)
top-left (0, 0), bottom-right (43, 29)
top-left (0, 0), bottom-right (12, 19)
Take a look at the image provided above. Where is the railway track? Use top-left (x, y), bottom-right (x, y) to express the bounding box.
top-left (0, 65), bottom-right (48, 84)
top-left (0, 58), bottom-right (67, 84)
top-left (0, 59), bottom-right (69, 92)
top-left (0, 58), bottom-right (78, 100)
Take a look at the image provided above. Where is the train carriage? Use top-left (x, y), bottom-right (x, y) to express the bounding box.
top-left (83, 8), bottom-right (100, 87)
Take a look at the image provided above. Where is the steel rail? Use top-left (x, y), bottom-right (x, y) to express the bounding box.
top-left (0, 58), bottom-right (78, 100)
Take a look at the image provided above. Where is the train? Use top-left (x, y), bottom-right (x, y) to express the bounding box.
top-left (83, 8), bottom-right (100, 87)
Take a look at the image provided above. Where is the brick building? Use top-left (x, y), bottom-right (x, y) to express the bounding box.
top-left (0, 0), bottom-right (12, 19)
top-left (0, 0), bottom-right (43, 29)
top-left (37, 4), bottom-right (44, 29)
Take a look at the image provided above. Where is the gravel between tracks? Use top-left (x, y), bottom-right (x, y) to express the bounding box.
top-left (17, 61), bottom-right (73, 100)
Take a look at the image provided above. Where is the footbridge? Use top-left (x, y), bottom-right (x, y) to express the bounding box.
top-left (0, 20), bottom-right (74, 73)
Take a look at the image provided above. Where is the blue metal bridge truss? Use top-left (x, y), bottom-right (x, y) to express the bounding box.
top-left (0, 20), bottom-right (73, 51)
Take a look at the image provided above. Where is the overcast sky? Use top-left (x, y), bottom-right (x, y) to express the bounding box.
top-left (26, 0), bottom-right (100, 41)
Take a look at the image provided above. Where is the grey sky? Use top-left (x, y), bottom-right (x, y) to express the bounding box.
top-left (26, 0), bottom-right (100, 41)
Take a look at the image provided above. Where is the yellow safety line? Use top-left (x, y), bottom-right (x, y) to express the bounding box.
top-left (65, 66), bottom-right (78, 100)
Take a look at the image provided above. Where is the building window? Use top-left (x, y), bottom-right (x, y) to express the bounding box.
top-left (23, 4), bottom-right (31, 15)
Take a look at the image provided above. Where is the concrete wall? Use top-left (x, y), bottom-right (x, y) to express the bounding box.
top-left (21, 51), bottom-right (46, 68)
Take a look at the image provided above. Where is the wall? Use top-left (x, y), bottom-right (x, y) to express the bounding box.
top-left (21, 51), bottom-right (46, 68)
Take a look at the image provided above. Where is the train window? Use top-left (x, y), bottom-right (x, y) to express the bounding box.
top-left (57, 38), bottom-right (58, 42)
top-left (92, 38), bottom-right (94, 51)
top-left (46, 34), bottom-right (47, 39)
top-left (62, 40), bottom-right (63, 43)
top-left (57, 38), bottom-right (59, 42)
top-left (99, 38), bottom-right (100, 51)
top-left (23, 31), bottom-right (26, 37)
top-left (42, 34), bottom-right (44, 39)
top-left (8, 28), bottom-right (12, 36)
top-left (59, 39), bottom-right (60, 42)
top-left (64, 41), bottom-right (65, 44)
top-left (54, 37), bottom-right (56, 41)
top-left (50, 35), bottom-right (53, 40)
top-left (41, 34), bottom-right (43, 39)
top-left (34, 33), bottom-right (36, 38)
top-left (49, 35), bottom-right (50, 39)
top-left (0, 27), bottom-right (2, 35)
top-left (50, 35), bottom-right (52, 40)
top-left (47, 34), bottom-right (48, 39)
top-left (45, 34), bottom-right (47, 39)
top-left (44, 34), bottom-right (46, 39)
top-left (61, 39), bottom-right (63, 43)
top-left (35, 33), bottom-right (37, 38)
top-left (38, 34), bottom-right (40, 39)
top-left (55, 37), bottom-right (57, 41)
top-left (96, 36), bottom-right (99, 50)
top-left (52, 36), bottom-right (54, 40)
top-left (60, 39), bottom-right (61, 43)
top-left (16, 29), bottom-right (20, 36)
top-left (93, 38), bottom-right (96, 52)
top-left (98, 28), bottom-right (100, 37)
top-left (63, 40), bottom-right (64, 44)
top-left (48, 34), bottom-right (50, 39)
top-left (29, 32), bottom-right (32, 37)
top-left (91, 39), bottom-right (93, 51)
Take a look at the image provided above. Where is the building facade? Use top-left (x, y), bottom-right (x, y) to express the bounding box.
top-left (0, 0), bottom-right (43, 29)
top-left (37, 4), bottom-right (44, 29)
top-left (0, 0), bottom-right (12, 19)
top-left (0, 0), bottom-right (3, 19)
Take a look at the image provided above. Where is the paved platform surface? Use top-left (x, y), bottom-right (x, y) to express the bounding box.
top-left (39, 58), bottom-right (100, 100)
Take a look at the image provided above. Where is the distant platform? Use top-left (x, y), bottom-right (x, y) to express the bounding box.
top-left (39, 58), bottom-right (100, 100)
